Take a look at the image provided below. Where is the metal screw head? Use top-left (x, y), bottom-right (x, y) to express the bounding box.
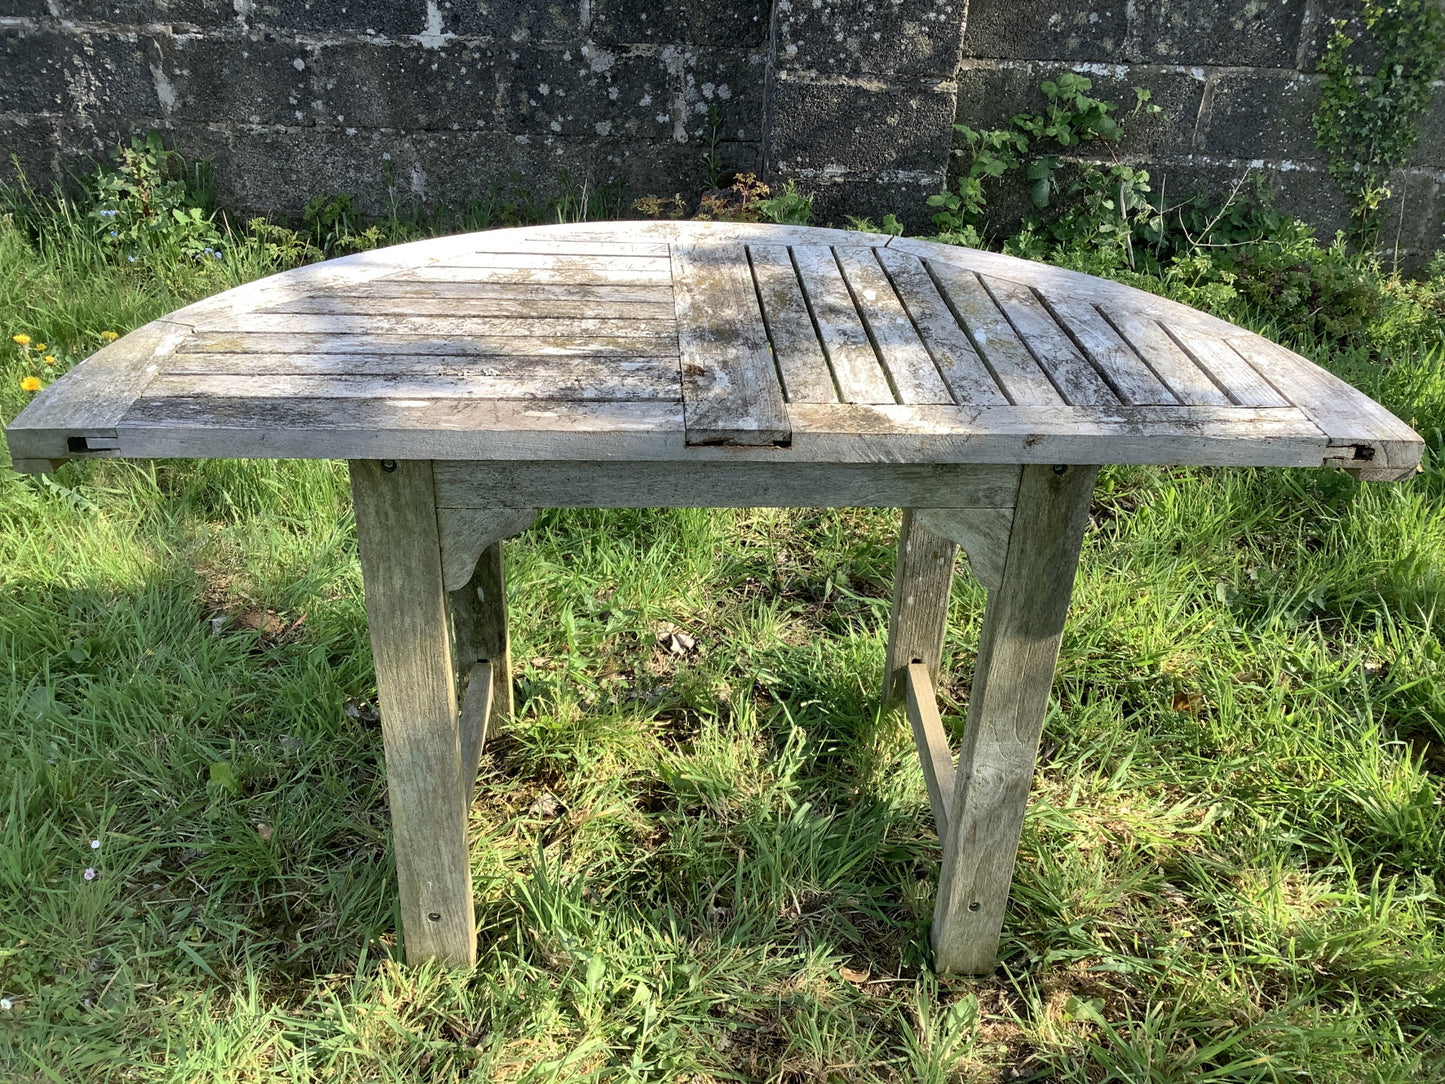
top-left (1052, 464), bottom-right (1069, 475)
top-left (380, 460), bottom-right (398, 473)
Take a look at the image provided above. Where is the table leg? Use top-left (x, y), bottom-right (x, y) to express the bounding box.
top-left (350, 459), bottom-right (477, 968)
top-left (450, 540), bottom-right (513, 793)
top-left (882, 509), bottom-right (957, 706)
top-left (933, 463), bottom-right (1098, 974)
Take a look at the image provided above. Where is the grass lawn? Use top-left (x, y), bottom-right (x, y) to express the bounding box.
top-left (2, 186), bottom-right (1445, 1081)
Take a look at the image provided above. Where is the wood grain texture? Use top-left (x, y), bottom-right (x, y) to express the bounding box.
top-left (1097, 306), bottom-right (1231, 406)
top-left (883, 509), bottom-right (958, 706)
top-left (438, 507), bottom-right (538, 592)
top-left (457, 661), bottom-right (493, 806)
top-left (913, 506), bottom-right (1016, 592)
top-left (791, 245), bottom-right (895, 404)
top-left (926, 262), bottom-right (1063, 406)
top-left (1165, 324), bottom-right (1289, 407)
top-left (450, 543), bottom-right (516, 740)
top-left (905, 662), bottom-right (957, 842)
top-left (1037, 292), bottom-right (1176, 405)
top-left (835, 247), bottom-right (952, 405)
top-left (349, 458), bottom-right (475, 968)
top-left (876, 248), bottom-right (1009, 406)
top-left (181, 331), bottom-right (678, 359)
top-left (434, 460), bottom-right (1022, 509)
top-left (344, 281), bottom-right (674, 303)
top-left (980, 276), bottom-right (1119, 405)
top-left (672, 242), bottom-right (790, 445)
top-left (748, 244), bottom-right (838, 404)
top-left (190, 312), bottom-right (678, 339)
top-left (933, 463), bottom-right (1098, 974)
top-left (261, 294), bottom-right (677, 321)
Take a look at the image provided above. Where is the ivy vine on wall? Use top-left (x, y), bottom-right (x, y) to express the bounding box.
top-left (1313, 0), bottom-right (1445, 242)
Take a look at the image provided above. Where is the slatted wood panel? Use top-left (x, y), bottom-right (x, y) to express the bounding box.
top-left (6, 222), bottom-right (1421, 475)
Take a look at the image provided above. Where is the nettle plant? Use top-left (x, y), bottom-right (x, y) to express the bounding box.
top-left (929, 73), bottom-right (1161, 266)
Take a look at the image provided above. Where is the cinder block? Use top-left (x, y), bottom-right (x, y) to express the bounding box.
top-left (773, 0), bottom-right (965, 79)
top-left (590, 0), bottom-right (771, 50)
top-left (315, 41), bottom-right (503, 130)
top-left (787, 170), bottom-right (942, 233)
top-left (435, 0), bottom-right (577, 43)
top-left (953, 62), bottom-right (1204, 159)
top-left (249, 0), bottom-right (426, 37)
top-left (55, 116), bottom-right (231, 187)
top-left (963, 0), bottom-right (1129, 61)
top-left (766, 73), bottom-right (956, 176)
top-left (1196, 71), bottom-right (1322, 162)
top-left (1407, 85), bottom-right (1445, 169)
top-left (2, 28), bottom-right (161, 116)
top-left (158, 33), bottom-right (314, 125)
top-left (0, 114), bottom-right (57, 190)
top-left (60, 0), bottom-right (237, 27)
top-left (500, 44), bottom-right (679, 141)
top-left (1126, 0), bottom-right (1306, 68)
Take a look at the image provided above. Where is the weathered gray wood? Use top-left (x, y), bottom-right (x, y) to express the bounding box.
top-left (875, 248), bottom-right (1009, 406)
top-left (347, 281), bottom-right (675, 303)
top-left (933, 462), bottom-right (1098, 974)
top-left (883, 510), bottom-right (958, 705)
top-left (457, 661), bottom-right (493, 805)
top-left (191, 313), bottom-right (678, 339)
top-left (1037, 292), bottom-right (1176, 405)
top-left (434, 460), bottom-right (1022, 509)
top-left (1225, 333), bottom-right (1422, 477)
top-left (1097, 306), bottom-right (1231, 406)
top-left (905, 662), bottom-right (957, 842)
top-left (748, 244), bottom-right (838, 404)
top-left (433, 252), bottom-right (669, 272)
top-left (465, 239), bottom-right (670, 257)
top-left (397, 264), bottom-right (671, 286)
top-left (5, 319), bottom-right (189, 462)
top-left (791, 245), bottom-right (895, 404)
top-left (261, 294), bottom-right (677, 321)
top-left (165, 352), bottom-right (679, 378)
top-left (926, 263), bottom-right (1063, 406)
top-left (672, 242), bottom-right (791, 445)
top-left (913, 506), bottom-right (1016, 592)
top-left (450, 543), bottom-right (515, 743)
top-left (437, 507), bottom-right (538, 592)
top-left (144, 366), bottom-right (681, 403)
top-left (836, 247), bottom-right (953, 405)
top-left (349, 458), bottom-right (475, 968)
top-left (1164, 323), bottom-right (1290, 408)
top-left (980, 276), bottom-right (1120, 405)
top-left (182, 332), bottom-right (679, 359)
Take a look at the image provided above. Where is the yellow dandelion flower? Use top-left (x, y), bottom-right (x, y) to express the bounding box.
top-left (34, 343), bottom-right (45, 351)
top-left (44, 355), bottom-right (56, 365)
top-left (12, 334), bottom-right (30, 346)
top-left (100, 331), bottom-right (119, 342)
top-left (20, 375), bottom-right (41, 392)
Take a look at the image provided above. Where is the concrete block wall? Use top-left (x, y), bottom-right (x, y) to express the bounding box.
top-left (0, 1), bottom-right (1440, 259)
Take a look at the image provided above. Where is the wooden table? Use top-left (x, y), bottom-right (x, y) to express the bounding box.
top-left (6, 221), bottom-right (1422, 973)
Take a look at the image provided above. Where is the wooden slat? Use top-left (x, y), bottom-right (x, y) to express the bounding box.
top-left (164, 352), bottom-right (675, 376)
top-left (980, 276), bottom-right (1119, 405)
top-left (437, 507), bottom-right (538, 592)
top-left (671, 242), bottom-right (790, 445)
top-left (347, 280), bottom-right (675, 303)
top-left (1226, 334), bottom-right (1423, 475)
top-left (835, 247), bottom-right (953, 405)
top-left (905, 662), bottom-right (957, 842)
top-left (392, 264), bottom-right (672, 286)
top-left (450, 543), bottom-right (517, 744)
top-left (1164, 323), bottom-right (1290, 407)
top-left (182, 332), bottom-right (678, 358)
top-left (259, 295), bottom-right (677, 320)
top-left (475, 239), bottom-right (671, 257)
top-left (1098, 306), bottom-right (1231, 406)
top-left (190, 313), bottom-right (678, 339)
top-left (432, 253), bottom-right (669, 272)
top-left (876, 249), bottom-right (1009, 406)
top-left (748, 244), bottom-right (837, 404)
top-left (926, 262), bottom-right (1063, 406)
top-left (434, 460), bottom-right (1022, 509)
top-left (913, 506), bottom-right (1015, 593)
top-left (457, 661), bottom-right (493, 806)
top-left (1038, 292), bottom-right (1176, 405)
top-left (933, 463), bottom-right (1098, 974)
top-left (792, 245), bottom-right (895, 404)
top-left (143, 366), bottom-right (680, 402)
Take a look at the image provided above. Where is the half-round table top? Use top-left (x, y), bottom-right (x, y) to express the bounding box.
top-left (6, 220), bottom-right (1422, 479)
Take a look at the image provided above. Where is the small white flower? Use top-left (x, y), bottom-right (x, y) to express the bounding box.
top-left (90, 839), bottom-right (100, 849)
top-left (84, 867), bottom-right (96, 881)
top-left (0, 998), bottom-right (12, 1011)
